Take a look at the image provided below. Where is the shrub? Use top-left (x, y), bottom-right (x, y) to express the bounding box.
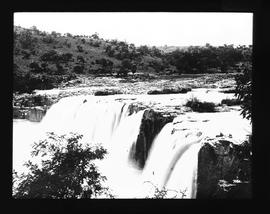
top-left (40, 50), bottom-right (59, 62)
top-left (94, 89), bottom-right (123, 96)
top-left (29, 62), bottom-right (43, 73)
top-left (72, 65), bottom-right (85, 74)
top-left (42, 35), bottom-right (55, 44)
top-left (77, 45), bottom-right (84, 52)
top-left (18, 30), bottom-right (37, 50)
top-left (185, 97), bottom-right (216, 112)
top-left (60, 53), bottom-right (73, 63)
top-left (21, 50), bottom-right (31, 59)
top-left (143, 181), bottom-right (187, 199)
top-left (13, 132), bottom-right (111, 199)
top-left (221, 98), bottom-right (241, 106)
top-left (147, 87), bottom-right (191, 95)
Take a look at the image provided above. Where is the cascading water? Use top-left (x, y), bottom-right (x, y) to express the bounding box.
top-left (13, 95), bottom-right (206, 198)
top-left (140, 123), bottom-right (204, 198)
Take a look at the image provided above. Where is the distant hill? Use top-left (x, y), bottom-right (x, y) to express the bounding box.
top-left (13, 25), bottom-right (251, 94)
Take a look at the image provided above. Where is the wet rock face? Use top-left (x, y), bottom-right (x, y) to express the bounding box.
top-left (129, 109), bottom-right (173, 169)
top-left (13, 106), bottom-right (47, 122)
top-left (26, 107), bottom-right (47, 122)
top-left (196, 137), bottom-right (252, 198)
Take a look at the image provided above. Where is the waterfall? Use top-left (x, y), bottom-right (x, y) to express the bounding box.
top-left (140, 123), bottom-right (204, 198)
top-left (40, 95), bottom-right (131, 147)
top-left (14, 95), bottom-right (206, 198)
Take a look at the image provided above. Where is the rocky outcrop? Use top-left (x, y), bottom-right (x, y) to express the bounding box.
top-left (196, 136), bottom-right (252, 198)
top-left (128, 109), bottom-right (174, 169)
top-left (26, 107), bottom-right (47, 122)
top-left (13, 106), bottom-right (47, 122)
top-left (13, 93), bottom-right (54, 121)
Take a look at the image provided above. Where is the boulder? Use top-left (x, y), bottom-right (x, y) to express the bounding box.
top-left (128, 109), bottom-right (173, 169)
top-left (13, 106), bottom-right (27, 119)
top-left (26, 107), bottom-right (47, 122)
top-left (196, 136), bottom-right (252, 198)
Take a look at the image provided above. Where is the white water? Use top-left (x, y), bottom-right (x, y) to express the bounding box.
top-left (13, 94), bottom-right (251, 198)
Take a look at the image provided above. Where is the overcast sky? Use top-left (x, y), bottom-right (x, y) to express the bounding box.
top-left (14, 12), bottom-right (253, 47)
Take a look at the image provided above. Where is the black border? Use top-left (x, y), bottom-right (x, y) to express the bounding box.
top-left (6, 0), bottom-right (270, 213)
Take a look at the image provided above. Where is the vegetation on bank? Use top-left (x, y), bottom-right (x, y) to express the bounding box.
top-left (147, 87), bottom-right (191, 95)
top-left (185, 97), bottom-right (216, 112)
top-left (221, 98), bottom-right (242, 106)
top-left (14, 25), bottom-right (252, 94)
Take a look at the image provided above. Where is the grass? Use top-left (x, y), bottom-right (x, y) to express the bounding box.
top-left (185, 97), bottom-right (216, 112)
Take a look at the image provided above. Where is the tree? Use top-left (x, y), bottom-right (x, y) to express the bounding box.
top-left (18, 30), bottom-right (37, 50)
top-left (77, 45), bottom-right (84, 52)
top-left (13, 132), bottom-right (111, 199)
top-left (40, 50), bottom-right (59, 62)
top-left (235, 62), bottom-right (252, 121)
top-left (29, 61), bottom-right (43, 73)
top-left (117, 59), bottom-right (132, 77)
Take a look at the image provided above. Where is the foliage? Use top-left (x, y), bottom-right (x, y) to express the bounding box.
top-left (18, 29), bottom-right (38, 50)
top-left (143, 181), bottom-right (187, 199)
top-left (221, 98), bottom-right (242, 106)
top-left (94, 89), bottom-right (123, 96)
top-left (12, 132), bottom-right (111, 199)
top-left (147, 87), bottom-right (191, 95)
top-left (235, 62), bottom-right (252, 120)
top-left (186, 97), bottom-right (216, 112)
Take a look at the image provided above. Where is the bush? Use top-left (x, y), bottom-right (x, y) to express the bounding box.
top-left (147, 87), bottom-right (191, 95)
top-left (143, 181), bottom-right (187, 199)
top-left (42, 35), bottom-right (55, 44)
top-left (94, 89), bottom-right (123, 96)
top-left (221, 98), bottom-right (241, 106)
top-left (18, 30), bottom-right (37, 50)
top-left (185, 97), bottom-right (216, 112)
top-left (13, 132), bottom-right (111, 199)
top-left (72, 65), bottom-right (85, 74)
top-left (40, 50), bottom-right (59, 62)
top-left (77, 45), bottom-right (84, 52)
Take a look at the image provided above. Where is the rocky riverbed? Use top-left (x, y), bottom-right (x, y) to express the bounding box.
top-left (13, 73), bottom-right (237, 121)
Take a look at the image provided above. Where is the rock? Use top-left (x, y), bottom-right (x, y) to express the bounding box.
top-left (26, 106), bottom-right (47, 122)
top-left (128, 109), bottom-right (173, 169)
top-left (196, 136), bottom-right (252, 198)
top-left (13, 106), bottom-right (27, 119)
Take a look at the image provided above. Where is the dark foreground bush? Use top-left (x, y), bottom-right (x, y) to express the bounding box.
top-left (221, 98), bottom-right (242, 106)
top-left (235, 62), bottom-right (252, 120)
top-left (147, 87), bottom-right (191, 95)
top-left (185, 97), bottom-right (216, 112)
top-left (12, 132), bottom-right (112, 199)
top-left (94, 89), bottom-right (123, 96)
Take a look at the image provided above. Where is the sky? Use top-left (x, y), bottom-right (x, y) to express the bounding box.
top-left (14, 12), bottom-right (253, 47)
